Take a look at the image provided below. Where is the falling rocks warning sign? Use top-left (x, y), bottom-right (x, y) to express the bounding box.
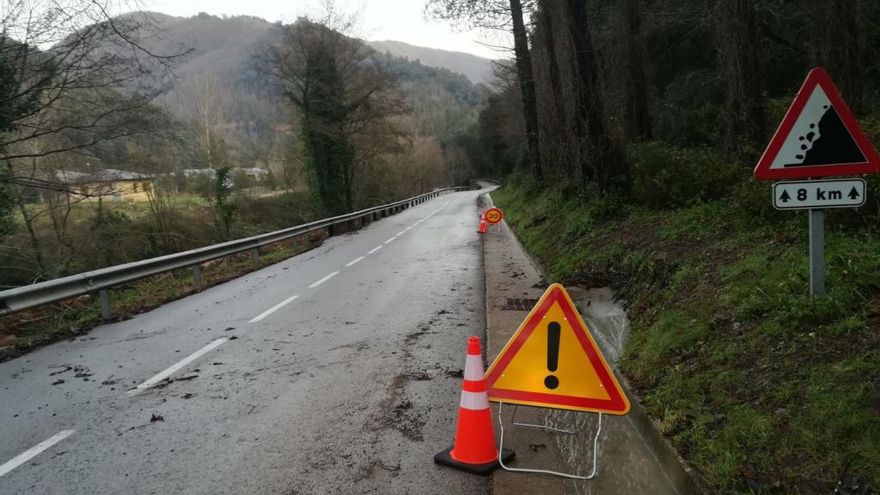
top-left (754, 67), bottom-right (880, 180)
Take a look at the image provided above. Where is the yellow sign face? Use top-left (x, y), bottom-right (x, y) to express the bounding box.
top-left (484, 207), bottom-right (503, 224)
top-left (484, 284), bottom-right (630, 415)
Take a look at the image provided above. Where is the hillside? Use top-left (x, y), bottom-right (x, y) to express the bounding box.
top-left (367, 40), bottom-right (495, 85)
top-left (113, 13), bottom-right (488, 166)
top-left (131, 12), bottom-right (283, 162)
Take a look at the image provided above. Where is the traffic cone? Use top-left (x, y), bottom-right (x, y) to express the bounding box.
top-left (434, 336), bottom-right (514, 475)
top-left (477, 213), bottom-right (488, 234)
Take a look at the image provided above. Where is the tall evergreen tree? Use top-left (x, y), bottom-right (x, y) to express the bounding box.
top-left (714, 0), bottom-right (765, 157)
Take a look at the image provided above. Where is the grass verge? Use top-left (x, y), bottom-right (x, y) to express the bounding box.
top-left (492, 174), bottom-right (880, 494)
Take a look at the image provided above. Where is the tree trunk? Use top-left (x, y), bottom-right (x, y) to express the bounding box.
top-left (509, 0), bottom-right (543, 181)
top-left (714, 0), bottom-right (764, 158)
top-left (621, 0), bottom-right (652, 141)
top-left (566, 0), bottom-right (628, 193)
top-left (810, 0), bottom-right (864, 113)
top-left (536, 2), bottom-right (569, 177)
top-left (5, 161), bottom-right (48, 278)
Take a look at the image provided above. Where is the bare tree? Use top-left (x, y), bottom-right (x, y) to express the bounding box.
top-left (191, 76), bottom-right (227, 169)
top-left (0, 0), bottom-right (185, 279)
top-left (0, 2), bottom-right (181, 164)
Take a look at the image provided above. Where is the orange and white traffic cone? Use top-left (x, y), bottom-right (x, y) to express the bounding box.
top-left (477, 213), bottom-right (488, 234)
top-left (434, 336), bottom-right (514, 475)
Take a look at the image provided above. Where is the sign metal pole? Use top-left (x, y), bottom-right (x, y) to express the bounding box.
top-left (808, 208), bottom-right (826, 298)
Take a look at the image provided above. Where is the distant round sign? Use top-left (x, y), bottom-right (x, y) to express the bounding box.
top-left (484, 207), bottom-right (503, 224)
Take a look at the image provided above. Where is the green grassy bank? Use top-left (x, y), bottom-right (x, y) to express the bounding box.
top-left (492, 173), bottom-right (880, 494)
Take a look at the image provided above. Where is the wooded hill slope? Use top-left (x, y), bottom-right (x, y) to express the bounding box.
top-left (367, 40), bottom-right (494, 85)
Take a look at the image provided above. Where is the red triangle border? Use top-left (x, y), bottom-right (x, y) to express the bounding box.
top-left (484, 285), bottom-right (629, 414)
top-left (754, 67), bottom-right (880, 180)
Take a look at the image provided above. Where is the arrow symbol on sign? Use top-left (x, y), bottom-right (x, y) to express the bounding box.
top-left (779, 190), bottom-right (791, 202)
top-left (849, 187), bottom-right (860, 200)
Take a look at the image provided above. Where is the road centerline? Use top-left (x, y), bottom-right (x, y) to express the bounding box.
top-left (0, 430), bottom-right (76, 478)
top-left (127, 338), bottom-right (228, 396)
top-left (345, 256), bottom-right (365, 267)
top-left (250, 295), bottom-right (300, 323)
top-left (309, 271), bottom-right (339, 288)
top-left (367, 246), bottom-right (382, 254)
top-left (383, 238), bottom-right (395, 245)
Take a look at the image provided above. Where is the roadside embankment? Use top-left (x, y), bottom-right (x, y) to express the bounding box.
top-left (480, 193), bottom-right (697, 494)
top-left (490, 176), bottom-right (880, 494)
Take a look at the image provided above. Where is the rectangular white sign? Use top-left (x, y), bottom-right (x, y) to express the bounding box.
top-left (773, 179), bottom-right (866, 210)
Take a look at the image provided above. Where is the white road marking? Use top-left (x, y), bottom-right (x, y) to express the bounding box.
top-left (368, 245), bottom-right (382, 254)
top-left (127, 338), bottom-right (227, 396)
top-left (249, 295), bottom-right (300, 323)
top-left (384, 238), bottom-right (395, 245)
top-left (0, 430), bottom-right (76, 478)
top-left (396, 230), bottom-right (406, 236)
top-left (345, 256), bottom-right (365, 267)
top-left (309, 271), bottom-right (339, 288)
top-left (405, 226), bottom-right (413, 231)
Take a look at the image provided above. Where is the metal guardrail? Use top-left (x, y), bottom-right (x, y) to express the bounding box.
top-left (0, 187), bottom-right (466, 318)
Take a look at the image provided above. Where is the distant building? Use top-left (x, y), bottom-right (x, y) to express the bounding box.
top-left (56, 169), bottom-right (155, 203)
top-left (181, 167), bottom-right (269, 184)
top-left (181, 168), bottom-right (268, 179)
top-left (180, 168), bottom-right (216, 178)
top-left (235, 167), bottom-right (270, 179)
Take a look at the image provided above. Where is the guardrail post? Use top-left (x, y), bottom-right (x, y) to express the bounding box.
top-left (192, 265), bottom-right (202, 290)
top-left (99, 289), bottom-right (111, 320)
top-left (252, 248), bottom-right (260, 262)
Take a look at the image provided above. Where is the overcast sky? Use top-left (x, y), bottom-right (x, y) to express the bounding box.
top-left (137, 0), bottom-right (505, 59)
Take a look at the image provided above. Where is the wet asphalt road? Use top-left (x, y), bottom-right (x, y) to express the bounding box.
top-left (0, 189), bottom-right (489, 494)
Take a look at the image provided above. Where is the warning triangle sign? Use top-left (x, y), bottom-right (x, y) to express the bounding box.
top-left (484, 284), bottom-right (630, 415)
top-left (755, 67), bottom-right (880, 180)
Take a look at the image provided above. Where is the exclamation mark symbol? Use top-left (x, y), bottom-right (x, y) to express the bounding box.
top-left (544, 321), bottom-right (560, 390)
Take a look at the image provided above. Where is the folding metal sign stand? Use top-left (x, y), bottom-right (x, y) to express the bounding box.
top-left (496, 402), bottom-right (603, 480)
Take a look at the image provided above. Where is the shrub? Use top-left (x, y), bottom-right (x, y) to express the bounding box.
top-left (628, 141), bottom-right (746, 209)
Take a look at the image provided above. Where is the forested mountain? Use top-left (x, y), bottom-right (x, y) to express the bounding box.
top-left (367, 40), bottom-right (494, 84)
top-left (116, 12), bottom-right (487, 170)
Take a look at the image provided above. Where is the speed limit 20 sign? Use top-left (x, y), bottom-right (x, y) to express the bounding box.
top-left (484, 208), bottom-right (503, 224)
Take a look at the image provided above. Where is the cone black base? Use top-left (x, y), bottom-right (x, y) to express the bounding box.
top-left (433, 447), bottom-right (515, 476)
